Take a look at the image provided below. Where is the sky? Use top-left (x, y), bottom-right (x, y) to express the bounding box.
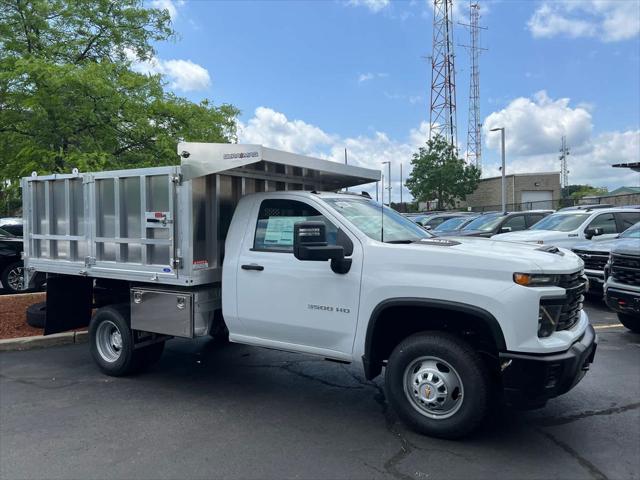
top-left (142, 0), bottom-right (640, 202)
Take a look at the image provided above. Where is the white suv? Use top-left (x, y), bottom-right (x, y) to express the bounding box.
top-left (493, 207), bottom-right (640, 248)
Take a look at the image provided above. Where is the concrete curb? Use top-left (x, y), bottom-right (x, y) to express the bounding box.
top-left (0, 331), bottom-right (88, 352)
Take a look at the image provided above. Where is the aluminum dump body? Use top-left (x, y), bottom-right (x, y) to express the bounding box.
top-left (21, 143), bottom-right (380, 287)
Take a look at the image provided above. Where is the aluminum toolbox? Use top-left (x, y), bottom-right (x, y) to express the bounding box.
top-left (22, 143), bottom-right (380, 287)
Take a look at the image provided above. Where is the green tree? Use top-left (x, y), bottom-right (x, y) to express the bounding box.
top-left (565, 185), bottom-right (608, 200)
top-left (405, 135), bottom-right (481, 209)
top-left (0, 0), bottom-right (239, 197)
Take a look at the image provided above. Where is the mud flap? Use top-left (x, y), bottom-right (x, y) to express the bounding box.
top-left (44, 275), bottom-right (93, 335)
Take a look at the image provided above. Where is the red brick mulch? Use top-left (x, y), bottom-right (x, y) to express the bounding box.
top-left (0, 292), bottom-right (45, 339)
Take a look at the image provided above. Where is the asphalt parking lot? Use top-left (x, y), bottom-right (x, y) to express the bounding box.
top-left (1, 299), bottom-right (638, 480)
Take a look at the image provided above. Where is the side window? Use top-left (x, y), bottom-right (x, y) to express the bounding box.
top-left (527, 213), bottom-right (546, 227)
top-left (617, 212), bottom-right (640, 231)
top-left (502, 215), bottom-right (526, 231)
top-left (587, 213), bottom-right (616, 234)
top-left (253, 199), bottom-right (337, 252)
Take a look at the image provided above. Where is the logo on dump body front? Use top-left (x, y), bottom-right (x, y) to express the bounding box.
top-left (223, 152), bottom-right (259, 160)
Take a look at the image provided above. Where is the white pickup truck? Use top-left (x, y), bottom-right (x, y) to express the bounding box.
top-left (22, 143), bottom-right (596, 439)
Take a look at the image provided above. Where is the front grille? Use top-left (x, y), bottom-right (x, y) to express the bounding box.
top-left (572, 249), bottom-right (609, 272)
top-left (610, 254), bottom-right (640, 287)
top-left (553, 271), bottom-right (587, 331)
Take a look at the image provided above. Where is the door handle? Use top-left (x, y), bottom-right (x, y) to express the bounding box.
top-left (241, 264), bottom-right (264, 271)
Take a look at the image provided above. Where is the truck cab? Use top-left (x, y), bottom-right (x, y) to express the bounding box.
top-left (22, 143), bottom-right (597, 439)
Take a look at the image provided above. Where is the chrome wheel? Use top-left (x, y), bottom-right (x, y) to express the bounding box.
top-left (6, 265), bottom-right (24, 292)
top-left (403, 356), bottom-right (464, 419)
top-left (95, 320), bottom-right (123, 363)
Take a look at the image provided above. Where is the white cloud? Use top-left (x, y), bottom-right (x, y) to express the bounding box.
top-left (528, 1), bottom-right (640, 42)
top-left (482, 91), bottom-right (639, 188)
top-left (129, 51), bottom-right (211, 92)
top-left (348, 0), bottom-right (390, 13)
top-left (358, 72), bottom-right (388, 83)
top-left (483, 90), bottom-right (592, 156)
top-left (150, 0), bottom-right (185, 20)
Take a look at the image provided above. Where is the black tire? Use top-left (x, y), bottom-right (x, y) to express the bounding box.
top-left (26, 301), bottom-right (47, 328)
top-left (618, 313), bottom-right (640, 333)
top-left (1, 261), bottom-right (24, 294)
top-left (385, 332), bottom-right (491, 439)
top-left (89, 305), bottom-right (137, 376)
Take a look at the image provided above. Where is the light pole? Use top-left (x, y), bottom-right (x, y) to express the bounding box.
top-left (490, 127), bottom-right (506, 212)
top-left (382, 161), bottom-right (391, 206)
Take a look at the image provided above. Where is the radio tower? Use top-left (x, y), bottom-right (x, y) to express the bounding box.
top-left (460, 2), bottom-right (486, 170)
top-left (429, 0), bottom-right (458, 148)
top-left (560, 136), bottom-right (570, 189)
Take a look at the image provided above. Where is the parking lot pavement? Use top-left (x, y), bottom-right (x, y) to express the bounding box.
top-left (1, 300), bottom-right (638, 480)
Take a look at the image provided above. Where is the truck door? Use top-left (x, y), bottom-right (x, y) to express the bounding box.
top-left (235, 197), bottom-right (362, 358)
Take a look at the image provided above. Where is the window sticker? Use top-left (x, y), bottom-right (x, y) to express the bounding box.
top-left (263, 216), bottom-right (308, 246)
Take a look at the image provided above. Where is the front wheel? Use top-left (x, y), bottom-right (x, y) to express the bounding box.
top-left (618, 313), bottom-right (640, 333)
top-left (385, 332), bottom-right (491, 439)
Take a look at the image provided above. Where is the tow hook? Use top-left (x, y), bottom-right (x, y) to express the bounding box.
top-left (501, 359), bottom-right (513, 372)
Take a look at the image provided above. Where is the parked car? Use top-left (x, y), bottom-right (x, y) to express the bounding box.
top-left (23, 142), bottom-right (596, 439)
top-left (0, 217), bottom-right (23, 237)
top-left (558, 204), bottom-right (614, 212)
top-left (432, 214), bottom-right (480, 233)
top-left (572, 222), bottom-right (640, 293)
top-left (438, 211), bottom-right (553, 238)
top-left (414, 213), bottom-right (472, 230)
top-left (0, 226), bottom-right (25, 293)
top-left (493, 207), bottom-right (640, 248)
top-left (604, 235), bottom-right (640, 333)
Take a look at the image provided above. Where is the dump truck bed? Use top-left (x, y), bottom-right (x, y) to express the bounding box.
top-left (21, 143), bottom-right (380, 287)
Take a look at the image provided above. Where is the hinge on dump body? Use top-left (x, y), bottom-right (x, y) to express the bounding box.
top-left (171, 174), bottom-right (182, 185)
top-left (172, 257), bottom-right (183, 269)
top-left (84, 256), bottom-right (96, 267)
top-left (82, 174), bottom-right (94, 184)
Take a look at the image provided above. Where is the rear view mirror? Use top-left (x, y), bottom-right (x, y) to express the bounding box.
top-left (293, 221), bottom-right (351, 274)
top-left (584, 227), bottom-right (603, 240)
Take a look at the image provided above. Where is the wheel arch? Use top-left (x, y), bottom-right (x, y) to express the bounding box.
top-left (362, 298), bottom-right (507, 380)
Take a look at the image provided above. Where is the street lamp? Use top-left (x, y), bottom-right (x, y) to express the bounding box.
top-left (490, 127), bottom-right (506, 212)
top-left (382, 161), bottom-right (391, 206)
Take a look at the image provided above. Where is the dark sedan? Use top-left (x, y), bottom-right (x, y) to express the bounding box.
top-left (437, 211), bottom-right (552, 238)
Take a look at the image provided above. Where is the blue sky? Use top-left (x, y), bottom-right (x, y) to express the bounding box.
top-left (143, 0), bottom-right (640, 198)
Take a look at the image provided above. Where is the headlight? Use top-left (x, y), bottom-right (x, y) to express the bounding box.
top-left (513, 272), bottom-right (559, 287)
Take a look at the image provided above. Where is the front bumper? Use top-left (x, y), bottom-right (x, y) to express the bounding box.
top-left (499, 324), bottom-right (597, 408)
top-left (605, 287), bottom-right (640, 315)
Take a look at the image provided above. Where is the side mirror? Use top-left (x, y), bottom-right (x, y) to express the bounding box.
top-left (293, 221), bottom-right (352, 274)
top-left (499, 226), bottom-right (512, 234)
top-left (584, 227), bottom-right (603, 240)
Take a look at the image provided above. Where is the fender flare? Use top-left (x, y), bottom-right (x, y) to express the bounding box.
top-left (362, 297), bottom-right (507, 380)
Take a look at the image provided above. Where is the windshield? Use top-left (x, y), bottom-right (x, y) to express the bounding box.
top-left (433, 216), bottom-right (468, 231)
top-left (530, 213), bottom-right (590, 232)
top-left (323, 198), bottom-right (431, 243)
top-left (462, 213), bottom-right (505, 232)
top-left (620, 223), bottom-right (640, 239)
top-left (0, 227), bottom-right (14, 237)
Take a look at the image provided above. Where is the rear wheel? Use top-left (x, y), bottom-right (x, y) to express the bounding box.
top-left (1, 261), bottom-right (24, 294)
top-left (618, 313), bottom-right (640, 333)
top-left (89, 305), bottom-right (165, 376)
top-left (385, 332), bottom-right (491, 439)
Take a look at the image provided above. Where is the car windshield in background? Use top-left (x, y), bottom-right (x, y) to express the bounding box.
top-left (529, 213), bottom-right (590, 232)
top-left (620, 223), bottom-right (640, 238)
top-left (462, 213), bottom-right (504, 232)
top-left (323, 198), bottom-right (431, 243)
top-left (434, 216), bottom-right (469, 231)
